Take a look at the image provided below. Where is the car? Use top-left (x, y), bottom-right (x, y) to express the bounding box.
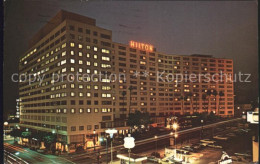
top-left (200, 139), bottom-right (216, 144)
top-left (191, 143), bottom-right (203, 150)
top-left (199, 142), bottom-right (209, 147)
top-left (207, 143), bottom-right (222, 149)
top-left (181, 146), bottom-right (194, 152)
top-left (213, 135), bottom-right (229, 141)
top-left (226, 133), bottom-right (236, 137)
top-left (147, 156), bottom-right (160, 162)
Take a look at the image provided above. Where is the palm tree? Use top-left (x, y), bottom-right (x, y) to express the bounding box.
top-left (122, 91), bottom-right (126, 116)
top-left (194, 93), bottom-right (199, 114)
top-left (218, 91), bottom-right (224, 115)
top-left (212, 90), bottom-right (218, 113)
top-left (206, 90), bottom-right (211, 114)
top-left (128, 86), bottom-right (133, 115)
top-left (202, 94), bottom-right (207, 113)
top-left (186, 92), bottom-right (193, 114)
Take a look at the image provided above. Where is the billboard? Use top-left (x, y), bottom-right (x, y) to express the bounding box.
top-left (247, 111), bottom-right (259, 124)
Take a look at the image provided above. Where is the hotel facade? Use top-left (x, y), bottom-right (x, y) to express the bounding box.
top-left (18, 10), bottom-right (234, 146)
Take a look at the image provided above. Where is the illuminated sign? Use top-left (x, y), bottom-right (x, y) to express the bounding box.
top-left (129, 40), bottom-right (154, 52)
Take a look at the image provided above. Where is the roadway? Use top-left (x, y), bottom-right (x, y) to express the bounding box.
top-left (4, 118), bottom-right (242, 164)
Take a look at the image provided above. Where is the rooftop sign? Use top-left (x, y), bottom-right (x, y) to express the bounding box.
top-left (129, 40), bottom-right (154, 52)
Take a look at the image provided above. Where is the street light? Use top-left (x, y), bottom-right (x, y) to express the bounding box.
top-left (4, 122), bottom-right (8, 139)
top-left (201, 120), bottom-right (204, 139)
top-left (100, 136), bottom-right (108, 164)
top-left (124, 134), bottom-right (135, 164)
top-left (174, 133), bottom-right (178, 150)
top-left (93, 129), bottom-right (96, 151)
top-left (154, 135), bottom-right (158, 153)
top-left (105, 128), bottom-right (118, 164)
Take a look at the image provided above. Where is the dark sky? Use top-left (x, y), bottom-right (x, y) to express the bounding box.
top-left (3, 0), bottom-right (258, 118)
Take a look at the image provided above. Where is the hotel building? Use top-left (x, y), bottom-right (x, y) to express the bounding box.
top-left (18, 10), bottom-right (234, 147)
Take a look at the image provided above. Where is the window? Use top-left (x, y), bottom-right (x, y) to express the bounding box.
top-left (79, 108), bottom-right (84, 113)
top-left (94, 108), bottom-right (99, 113)
top-left (94, 125), bottom-right (99, 129)
top-left (71, 126), bottom-right (76, 131)
top-left (78, 44), bottom-right (82, 49)
top-left (101, 49), bottom-right (110, 54)
top-left (79, 60), bottom-right (83, 64)
top-left (71, 108), bottom-right (75, 114)
top-left (87, 125), bottom-right (92, 130)
top-left (71, 84), bottom-right (75, 88)
top-left (86, 93), bottom-right (91, 97)
top-left (70, 42), bottom-right (75, 47)
top-left (70, 59), bottom-right (75, 63)
top-left (86, 108), bottom-right (91, 113)
top-left (79, 126), bottom-right (84, 131)
top-left (79, 92), bottom-right (84, 97)
top-left (94, 47), bottom-right (98, 51)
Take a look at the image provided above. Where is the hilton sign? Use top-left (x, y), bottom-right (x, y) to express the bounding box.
top-left (129, 40), bottom-right (154, 52)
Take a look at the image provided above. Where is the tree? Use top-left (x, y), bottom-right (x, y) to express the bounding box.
top-left (212, 90), bottom-right (218, 113)
top-left (121, 91), bottom-right (127, 115)
top-left (186, 92), bottom-right (193, 114)
top-left (10, 129), bottom-right (22, 142)
top-left (206, 90), bottom-right (212, 114)
top-left (127, 110), bottom-right (152, 129)
top-left (43, 133), bottom-right (56, 151)
top-left (218, 91), bottom-right (224, 115)
top-left (202, 94), bottom-right (207, 113)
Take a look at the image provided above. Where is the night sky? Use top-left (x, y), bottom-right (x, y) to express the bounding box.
top-left (3, 0), bottom-right (258, 118)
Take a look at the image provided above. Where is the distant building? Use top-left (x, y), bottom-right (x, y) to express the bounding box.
top-left (234, 104), bottom-right (252, 116)
top-left (18, 10), bottom-right (234, 147)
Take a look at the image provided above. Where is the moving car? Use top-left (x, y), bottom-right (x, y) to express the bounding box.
top-left (181, 146), bottom-right (194, 152)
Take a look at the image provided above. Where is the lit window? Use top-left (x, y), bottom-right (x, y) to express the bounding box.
top-left (78, 44), bottom-right (82, 49)
top-left (94, 85), bottom-right (98, 90)
top-left (94, 55), bottom-right (98, 59)
top-left (79, 108), bottom-right (84, 113)
top-left (94, 108), bottom-right (99, 113)
top-left (102, 56), bottom-right (110, 61)
top-left (79, 60), bottom-right (83, 64)
top-left (94, 70), bottom-right (98, 74)
top-left (62, 68), bottom-right (66, 73)
top-left (94, 47), bottom-right (98, 51)
top-left (71, 67), bottom-right (75, 72)
top-left (62, 43), bottom-right (66, 48)
top-left (61, 59), bottom-right (66, 65)
top-left (70, 42), bottom-right (75, 47)
top-left (86, 69), bottom-right (91, 73)
top-left (86, 93), bottom-right (91, 97)
top-left (62, 51), bottom-right (66, 56)
top-left (86, 85), bottom-right (91, 89)
top-left (79, 92), bottom-right (84, 97)
top-left (94, 62), bottom-right (98, 67)
top-left (101, 49), bottom-right (110, 54)
top-left (86, 45), bottom-right (91, 49)
top-left (70, 59), bottom-right (75, 63)
top-left (70, 51), bottom-right (74, 55)
top-left (86, 61), bottom-right (91, 66)
top-left (79, 68), bottom-right (83, 72)
top-left (79, 85), bottom-right (83, 89)
top-left (71, 84), bottom-right (75, 88)
top-left (79, 52), bottom-right (83, 56)
top-left (86, 53), bottom-right (90, 58)
top-left (71, 92), bottom-right (75, 97)
top-left (71, 108), bottom-right (75, 113)
top-left (86, 108), bottom-right (91, 113)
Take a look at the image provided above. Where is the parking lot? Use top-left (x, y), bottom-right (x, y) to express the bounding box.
top-left (145, 125), bottom-right (254, 163)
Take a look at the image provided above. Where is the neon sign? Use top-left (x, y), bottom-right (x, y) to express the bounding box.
top-left (129, 40), bottom-right (154, 52)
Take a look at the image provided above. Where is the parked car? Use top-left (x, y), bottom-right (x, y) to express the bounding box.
top-left (147, 156), bottom-right (160, 162)
top-left (213, 135), bottom-right (229, 141)
top-left (226, 133), bottom-right (236, 137)
top-left (191, 143), bottom-right (203, 151)
top-left (207, 143), bottom-right (222, 149)
top-left (181, 146), bottom-right (194, 152)
top-left (200, 139), bottom-right (216, 144)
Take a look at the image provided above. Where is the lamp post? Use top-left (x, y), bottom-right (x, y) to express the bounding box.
top-left (154, 135), bottom-right (158, 153)
top-left (100, 136), bottom-right (108, 164)
top-left (4, 122), bottom-right (8, 139)
top-left (105, 128), bottom-right (118, 164)
top-left (93, 129), bottom-right (96, 151)
top-left (201, 120), bottom-right (204, 139)
top-left (124, 134), bottom-right (135, 164)
top-left (172, 122), bottom-right (178, 149)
